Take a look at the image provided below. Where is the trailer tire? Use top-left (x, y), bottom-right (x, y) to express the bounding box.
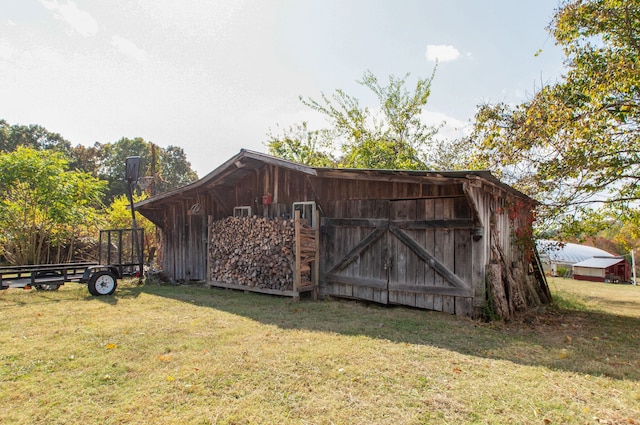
top-left (88, 271), bottom-right (117, 296)
top-left (34, 284), bottom-right (60, 291)
top-left (34, 271), bottom-right (62, 291)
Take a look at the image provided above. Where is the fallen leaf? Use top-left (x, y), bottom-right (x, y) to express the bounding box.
top-left (106, 343), bottom-right (117, 350)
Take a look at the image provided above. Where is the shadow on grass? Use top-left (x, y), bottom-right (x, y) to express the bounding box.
top-left (80, 282), bottom-right (143, 305)
top-left (140, 283), bottom-right (640, 381)
top-left (0, 281), bottom-right (144, 308)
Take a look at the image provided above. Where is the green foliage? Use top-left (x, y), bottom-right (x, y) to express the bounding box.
top-left (97, 137), bottom-right (150, 201)
top-left (157, 145), bottom-right (199, 193)
top-left (267, 122), bottom-right (337, 167)
top-left (104, 194), bottom-right (158, 264)
top-left (97, 137), bottom-right (198, 202)
top-left (0, 119), bottom-right (72, 155)
top-left (0, 120), bottom-right (200, 203)
top-left (470, 0), bottom-right (640, 233)
top-left (268, 70), bottom-right (443, 170)
top-left (0, 147), bottom-right (106, 264)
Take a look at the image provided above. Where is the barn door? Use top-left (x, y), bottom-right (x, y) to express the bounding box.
top-left (322, 200), bottom-right (391, 304)
top-left (322, 198), bottom-right (474, 313)
top-left (387, 198), bottom-right (473, 313)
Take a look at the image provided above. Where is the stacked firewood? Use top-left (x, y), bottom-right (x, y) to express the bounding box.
top-left (296, 222), bottom-right (316, 287)
top-left (209, 216), bottom-right (315, 291)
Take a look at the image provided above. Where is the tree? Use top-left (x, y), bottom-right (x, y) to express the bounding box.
top-left (97, 137), bottom-right (199, 202)
top-left (266, 122), bottom-right (337, 167)
top-left (0, 147), bottom-right (106, 264)
top-left (157, 145), bottom-right (199, 194)
top-left (69, 143), bottom-right (101, 175)
top-left (97, 137), bottom-right (150, 201)
top-left (471, 0), bottom-right (640, 233)
top-left (0, 119), bottom-right (73, 156)
top-left (268, 70), bottom-right (442, 170)
top-left (103, 193), bottom-right (158, 265)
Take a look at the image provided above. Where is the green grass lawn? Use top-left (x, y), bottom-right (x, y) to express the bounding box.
top-left (1, 277), bottom-right (639, 424)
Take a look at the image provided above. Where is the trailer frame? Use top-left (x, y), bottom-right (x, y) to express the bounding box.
top-left (0, 228), bottom-right (144, 296)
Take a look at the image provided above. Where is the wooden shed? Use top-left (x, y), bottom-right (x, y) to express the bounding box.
top-left (135, 149), bottom-right (550, 319)
top-left (573, 256), bottom-right (631, 283)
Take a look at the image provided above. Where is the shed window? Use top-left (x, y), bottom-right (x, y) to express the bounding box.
top-left (293, 201), bottom-right (316, 228)
top-left (233, 206), bottom-right (252, 217)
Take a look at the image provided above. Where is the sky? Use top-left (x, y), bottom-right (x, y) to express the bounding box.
top-left (0, 0), bottom-right (566, 177)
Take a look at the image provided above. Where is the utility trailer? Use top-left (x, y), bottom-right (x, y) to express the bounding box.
top-left (0, 228), bottom-right (144, 296)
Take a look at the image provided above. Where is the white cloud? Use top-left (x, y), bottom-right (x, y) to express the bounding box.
top-left (111, 35), bottom-right (148, 63)
top-left (425, 44), bottom-right (460, 63)
top-left (40, 0), bottom-right (99, 37)
top-left (421, 111), bottom-right (471, 141)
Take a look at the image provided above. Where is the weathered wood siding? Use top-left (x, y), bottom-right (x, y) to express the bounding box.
top-left (320, 196), bottom-right (475, 316)
top-left (136, 150), bottom-right (545, 318)
top-left (158, 199), bottom-right (210, 281)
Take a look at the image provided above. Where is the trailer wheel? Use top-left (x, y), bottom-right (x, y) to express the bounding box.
top-left (34, 271), bottom-right (62, 291)
top-left (88, 271), bottom-right (117, 296)
top-left (34, 284), bottom-right (60, 291)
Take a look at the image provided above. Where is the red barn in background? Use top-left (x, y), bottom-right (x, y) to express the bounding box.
top-left (573, 256), bottom-right (631, 283)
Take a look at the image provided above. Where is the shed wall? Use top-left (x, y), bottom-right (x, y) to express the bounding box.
top-left (573, 267), bottom-right (605, 278)
top-left (138, 157), bottom-right (545, 318)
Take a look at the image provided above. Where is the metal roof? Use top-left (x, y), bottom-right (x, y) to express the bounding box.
top-left (536, 240), bottom-right (614, 264)
top-left (134, 148), bottom-right (532, 210)
top-left (572, 257), bottom-right (626, 269)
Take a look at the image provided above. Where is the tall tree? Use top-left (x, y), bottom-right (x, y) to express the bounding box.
top-left (97, 137), bottom-right (199, 201)
top-left (97, 137), bottom-right (150, 201)
top-left (157, 145), bottom-right (199, 194)
top-left (268, 70), bottom-right (442, 170)
top-left (104, 193), bottom-right (157, 264)
top-left (0, 119), bottom-right (72, 156)
top-left (266, 122), bottom-right (337, 167)
top-left (0, 147), bottom-right (106, 264)
top-left (471, 0), bottom-right (640, 232)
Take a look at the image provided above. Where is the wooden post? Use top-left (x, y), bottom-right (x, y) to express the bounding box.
top-left (294, 209), bottom-right (302, 298)
top-left (207, 215), bottom-right (213, 283)
top-left (312, 205), bottom-right (320, 300)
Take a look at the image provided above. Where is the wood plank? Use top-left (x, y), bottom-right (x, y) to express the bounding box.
top-left (391, 219), bottom-right (475, 229)
top-left (412, 201), bottom-right (426, 307)
top-left (439, 199), bottom-right (456, 313)
top-left (416, 199), bottom-right (435, 309)
top-left (324, 274), bottom-right (388, 289)
top-left (388, 226), bottom-right (470, 290)
top-left (442, 296), bottom-right (455, 314)
top-left (454, 227), bottom-right (472, 286)
top-left (389, 284), bottom-right (473, 297)
top-left (454, 297), bottom-right (474, 316)
top-left (322, 218), bottom-right (389, 228)
top-left (325, 227), bottom-right (386, 275)
top-left (206, 281), bottom-right (316, 296)
top-left (388, 200), bottom-right (417, 307)
top-left (434, 294), bottom-right (443, 311)
top-left (294, 210), bottom-right (301, 292)
top-left (434, 198), bottom-right (445, 298)
top-left (313, 207), bottom-right (320, 300)
top-left (324, 218), bottom-right (473, 230)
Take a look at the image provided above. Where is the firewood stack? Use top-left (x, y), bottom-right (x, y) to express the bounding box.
top-left (295, 219), bottom-right (316, 288)
top-left (209, 216), bottom-right (315, 291)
